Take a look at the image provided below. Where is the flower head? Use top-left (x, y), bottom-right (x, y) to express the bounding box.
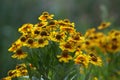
top-left (57, 50), bottom-right (72, 63)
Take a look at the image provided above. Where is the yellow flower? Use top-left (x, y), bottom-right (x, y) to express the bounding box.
top-left (8, 40), bottom-right (22, 53)
top-left (59, 41), bottom-right (76, 52)
top-left (89, 53), bottom-right (102, 66)
top-left (1, 76), bottom-right (11, 80)
top-left (7, 64), bottom-right (28, 78)
top-left (39, 29), bottom-right (49, 38)
top-left (38, 12), bottom-right (54, 21)
top-left (74, 54), bottom-right (90, 68)
top-left (46, 20), bottom-right (58, 31)
top-left (18, 23), bottom-right (33, 35)
top-left (25, 38), bottom-right (38, 48)
top-left (84, 28), bottom-right (96, 38)
top-left (11, 49), bottom-right (28, 59)
top-left (60, 26), bottom-right (75, 33)
top-left (36, 38), bottom-right (49, 48)
top-left (7, 70), bottom-right (17, 78)
top-left (34, 21), bottom-right (48, 28)
top-left (19, 35), bottom-right (28, 43)
top-left (74, 50), bottom-right (83, 57)
top-left (15, 63), bottom-right (26, 70)
top-left (50, 31), bottom-right (66, 42)
top-left (97, 22), bottom-right (111, 30)
top-left (15, 63), bottom-right (28, 77)
top-left (106, 43), bottom-right (120, 53)
top-left (57, 50), bottom-right (72, 63)
top-left (68, 32), bottom-right (85, 44)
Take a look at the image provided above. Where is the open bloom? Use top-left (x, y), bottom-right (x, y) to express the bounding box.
top-left (11, 49), bottom-right (28, 59)
top-left (74, 54), bottom-right (90, 68)
top-left (97, 22), bottom-right (111, 30)
top-left (57, 50), bottom-right (72, 63)
top-left (89, 53), bottom-right (102, 66)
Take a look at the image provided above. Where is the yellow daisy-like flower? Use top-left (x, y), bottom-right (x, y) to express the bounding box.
top-left (50, 31), bottom-right (66, 42)
top-left (31, 26), bottom-right (42, 38)
top-left (19, 35), bottom-right (28, 43)
top-left (106, 43), bottom-right (120, 53)
top-left (57, 50), bottom-right (72, 63)
top-left (46, 20), bottom-right (58, 31)
top-left (2, 76), bottom-right (11, 80)
top-left (18, 23), bottom-right (33, 35)
top-left (7, 70), bottom-right (17, 78)
top-left (15, 63), bottom-right (26, 70)
top-left (68, 32), bottom-right (85, 44)
top-left (7, 64), bottom-right (28, 79)
top-left (74, 54), bottom-right (90, 68)
top-left (84, 28), bottom-right (96, 38)
top-left (60, 26), bottom-right (75, 33)
top-left (89, 53), bottom-right (102, 66)
top-left (59, 41), bottom-right (76, 52)
top-left (97, 22), bottom-right (111, 30)
top-left (11, 49), bottom-right (28, 59)
top-left (74, 50), bottom-right (83, 57)
top-left (8, 40), bottom-right (22, 53)
top-left (39, 29), bottom-right (49, 38)
top-left (25, 38), bottom-right (38, 48)
top-left (34, 21), bottom-right (48, 28)
top-left (38, 12), bottom-right (54, 21)
top-left (36, 38), bottom-right (49, 48)
top-left (15, 63), bottom-right (28, 77)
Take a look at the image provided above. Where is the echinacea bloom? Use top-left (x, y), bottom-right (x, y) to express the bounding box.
top-left (11, 49), bottom-right (27, 59)
top-left (38, 12), bottom-right (54, 21)
top-left (74, 54), bottom-right (90, 68)
top-left (57, 50), bottom-right (72, 63)
top-left (97, 22), bottom-right (111, 30)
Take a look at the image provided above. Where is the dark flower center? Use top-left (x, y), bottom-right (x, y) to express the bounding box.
top-left (64, 43), bottom-right (71, 48)
top-left (38, 39), bottom-right (44, 44)
top-left (40, 31), bottom-right (47, 36)
top-left (16, 49), bottom-right (23, 55)
top-left (34, 30), bottom-right (40, 34)
top-left (27, 39), bottom-right (34, 44)
top-left (56, 34), bottom-right (62, 40)
top-left (20, 36), bottom-right (26, 42)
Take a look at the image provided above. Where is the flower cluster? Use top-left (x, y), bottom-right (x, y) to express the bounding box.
top-left (2, 12), bottom-right (120, 80)
top-left (2, 64), bottom-right (28, 80)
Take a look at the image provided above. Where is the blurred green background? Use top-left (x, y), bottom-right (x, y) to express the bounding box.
top-left (0, 0), bottom-right (120, 78)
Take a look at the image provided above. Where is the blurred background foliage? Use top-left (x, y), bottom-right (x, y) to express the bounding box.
top-left (0, 0), bottom-right (120, 78)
